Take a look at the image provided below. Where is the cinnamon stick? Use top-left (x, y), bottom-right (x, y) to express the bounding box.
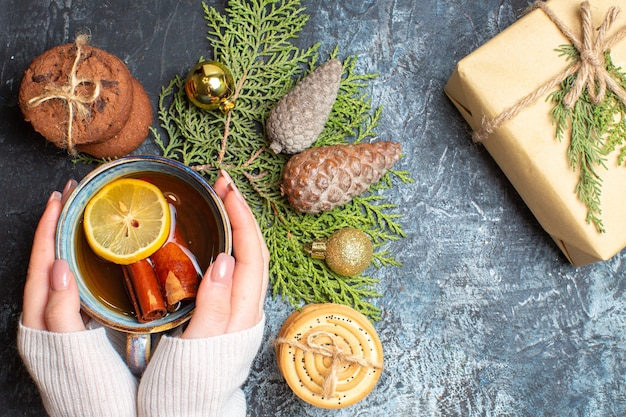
top-left (150, 239), bottom-right (201, 312)
top-left (122, 259), bottom-right (167, 323)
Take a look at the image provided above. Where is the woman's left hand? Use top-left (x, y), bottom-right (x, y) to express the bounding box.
top-left (181, 170), bottom-right (269, 338)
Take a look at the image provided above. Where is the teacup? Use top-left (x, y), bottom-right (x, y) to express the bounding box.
top-left (56, 155), bottom-right (232, 374)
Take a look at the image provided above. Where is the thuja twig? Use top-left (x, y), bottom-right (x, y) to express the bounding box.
top-left (153, 0), bottom-right (411, 320)
top-left (218, 68), bottom-right (249, 165)
top-left (243, 145), bottom-right (266, 167)
top-left (242, 170), bottom-right (270, 196)
top-left (192, 69), bottom-right (249, 173)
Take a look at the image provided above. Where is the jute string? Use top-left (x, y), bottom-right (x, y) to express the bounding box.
top-left (473, 1), bottom-right (626, 143)
top-left (27, 33), bottom-right (102, 154)
top-left (275, 330), bottom-right (384, 398)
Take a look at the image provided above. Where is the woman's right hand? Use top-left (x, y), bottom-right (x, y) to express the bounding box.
top-left (22, 179), bottom-right (85, 333)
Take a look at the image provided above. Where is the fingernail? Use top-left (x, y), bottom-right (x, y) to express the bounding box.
top-left (47, 191), bottom-right (62, 206)
top-left (61, 179), bottom-right (78, 205)
top-left (218, 169), bottom-right (233, 185)
top-left (51, 259), bottom-right (70, 291)
top-left (219, 169), bottom-right (245, 203)
top-left (209, 253), bottom-right (234, 284)
top-left (62, 179), bottom-right (77, 195)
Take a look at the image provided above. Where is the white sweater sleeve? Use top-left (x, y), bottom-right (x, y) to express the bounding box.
top-left (17, 321), bottom-right (138, 417)
top-left (138, 315), bottom-right (266, 417)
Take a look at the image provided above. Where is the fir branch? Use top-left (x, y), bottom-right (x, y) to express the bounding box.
top-left (152, 0), bottom-right (411, 320)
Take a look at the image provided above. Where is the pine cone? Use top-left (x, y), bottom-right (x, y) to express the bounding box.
top-left (281, 142), bottom-right (402, 214)
top-left (266, 59), bottom-right (342, 154)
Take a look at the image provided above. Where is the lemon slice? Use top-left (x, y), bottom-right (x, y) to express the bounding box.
top-left (83, 178), bottom-right (171, 265)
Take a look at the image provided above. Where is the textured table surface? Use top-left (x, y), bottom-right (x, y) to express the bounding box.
top-left (2, 1), bottom-right (626, 416)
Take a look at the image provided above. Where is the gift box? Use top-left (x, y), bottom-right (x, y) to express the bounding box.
top-left (445, 0), bottom-right (626, 266)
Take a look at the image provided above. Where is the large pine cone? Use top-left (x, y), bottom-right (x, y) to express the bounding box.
top-left (281, 142), bottom-right (402, 214)
top-left (266, 59), bottom-right (342, 154)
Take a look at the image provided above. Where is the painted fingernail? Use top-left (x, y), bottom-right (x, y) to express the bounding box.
top-left (219, 169), bottom-right (233, 185)
top-left (210, 253), bottom-right (234, 284)
top-left (51, 260), bottom-right (70, 291)
top-left (62, 179), bottom-right (77, 195)
top-left (61, 179), bottom-right (78, 205)
top-left (218, 169), bottom-right (245, 203)
top-left (47, 191), bottom-right (62, 206)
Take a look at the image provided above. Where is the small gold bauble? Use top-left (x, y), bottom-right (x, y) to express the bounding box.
top-left (309, 228), bottom-right (373, 276)
top-left (184, 61), bottom-right (236, 113)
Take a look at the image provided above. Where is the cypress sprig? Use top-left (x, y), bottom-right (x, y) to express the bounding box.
top-left (150, 0), bottom-right (412, 320)
top-left (548, 44), bottom-right (626, 233)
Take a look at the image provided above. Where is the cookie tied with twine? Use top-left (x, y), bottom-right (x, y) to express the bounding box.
top-left (472, 1), bottom-right (626, 143)
top-left (275, 303), bottom-right (384, 409)
top-left (19, 34), bottom-right (135, 155)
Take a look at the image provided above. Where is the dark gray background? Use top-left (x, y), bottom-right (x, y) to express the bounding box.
top-left (2, 1), bottom-right (625, 416)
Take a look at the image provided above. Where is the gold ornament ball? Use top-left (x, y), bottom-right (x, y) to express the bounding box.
top-left (324, 228), bottom-right (373, 277)
top-left (184, 61), bottom-right (236, 113)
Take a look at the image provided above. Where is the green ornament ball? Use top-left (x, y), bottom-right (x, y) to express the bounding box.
top-left (184, 61), bottom-right (236, 113)
top-left (310, 228), bottom-right (373, 276)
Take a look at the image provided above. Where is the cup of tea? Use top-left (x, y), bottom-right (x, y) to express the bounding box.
top-left (56, 155), bottom-right (232, 374)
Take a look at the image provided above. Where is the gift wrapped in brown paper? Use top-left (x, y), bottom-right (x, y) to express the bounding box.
top-left (445, 0), bottom-right (626, 266)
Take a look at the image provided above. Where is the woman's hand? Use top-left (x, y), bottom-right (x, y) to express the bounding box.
top-left (181, 170), bottom-right (269, 338)
top-left (22, 180), bottom-right (85, 332)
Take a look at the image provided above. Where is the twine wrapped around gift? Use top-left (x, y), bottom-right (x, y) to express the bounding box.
top-left (275, 330), bottom-right (384, 399)
top-left (27, 33), bottom-right (102, 154)
top-left (473, 1), bottom-right (626, 143)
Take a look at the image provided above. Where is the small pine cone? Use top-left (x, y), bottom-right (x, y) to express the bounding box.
top-left (267, 59), bottom-right (342, 154)
top-left (281, 142), bottom-right (402, 214)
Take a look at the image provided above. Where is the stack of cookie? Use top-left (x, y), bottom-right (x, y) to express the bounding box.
top-left (275, 303), bottom-right (384, 409)
top-left (18, 35), bottom-right (152, 159)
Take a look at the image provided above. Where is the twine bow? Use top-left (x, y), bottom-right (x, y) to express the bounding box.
top-left (275, 331), bottom-right (384, 398)
top-left (473, 1), bottom-right (626, 143)
top-left (27, 34), bottom-right (101, 154)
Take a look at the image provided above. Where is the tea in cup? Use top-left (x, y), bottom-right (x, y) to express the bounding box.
top-left (56, 156), bottom-right (232, 374)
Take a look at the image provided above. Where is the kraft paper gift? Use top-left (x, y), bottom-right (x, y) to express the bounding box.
top-left (445, 0), bottom-right (626, 266)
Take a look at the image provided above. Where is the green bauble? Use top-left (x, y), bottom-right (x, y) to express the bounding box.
top-left (184, 61), bottom-right (236, 113)
top-left (309, 228), bottom-right (373, 276)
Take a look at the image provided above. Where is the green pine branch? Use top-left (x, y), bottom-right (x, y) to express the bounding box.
top-left (150, 0), bottom-right (413, 320)
top-left (548, 45), bottom-right (626, 233)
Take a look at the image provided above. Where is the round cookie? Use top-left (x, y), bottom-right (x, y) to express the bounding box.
top-left (77, 78), bottom-right (153, 159)
top-left (19, 39), bottom-right (133, 149)
top-left (275, 303), bottom-right (384, 409)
